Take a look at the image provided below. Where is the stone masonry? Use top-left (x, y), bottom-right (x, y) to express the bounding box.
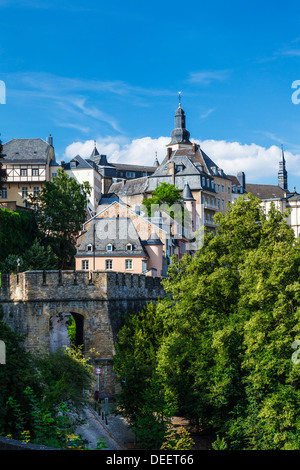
top-left (0, 270), bottom-right (165, 395)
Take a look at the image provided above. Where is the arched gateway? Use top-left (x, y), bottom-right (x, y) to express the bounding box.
top-left (0, 270), bottom-right (165, 395)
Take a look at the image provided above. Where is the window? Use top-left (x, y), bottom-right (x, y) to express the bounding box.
top-left (32, 169), bottom-right (39, 176)
top-left (82, 260), bottom-right (89, 270)
top-left (126, 243), bottom-right (133, 251)
top-left (21, 169), bottom-right (27, 176)
top-left (22, 187), bottom-right (28, 199)
top-left (70, 161), bottom-right (77, 168)
top-left (217, 198), bottom-right (220, 209)
top-left (222, 185), bottom-right (224, 193)
top-left (125, 259), bottom-right (133, 270)
top-left (217, 184), bottom-right (220, 192)
top-left (33, 186), bottom-right (40, 196)
top-left (176, 164), bottom-right (184, 173)
top-left (105, 259), bottom-right (113, 270)
top-left (87, 244), bottom-right (93, 252)
top-left (106, 244), bottom-right (113, 252)
top-left (202, 177), bottom-right (205, 187)
top-left (126, 171), bottom-right (135, 178)
top-left (142, 260), bottom-right (147, 273)
top-left (222, 199), bottom-right (225, 210)
top-left (51, 173), bottom-right (57, 178)
top-left (0, 188), bottom-right (7, 199)
top-left (228, 186), bottom-right (231, 194)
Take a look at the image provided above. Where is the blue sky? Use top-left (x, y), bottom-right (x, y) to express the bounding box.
top-left (1, 0), bottom-right (300, 189)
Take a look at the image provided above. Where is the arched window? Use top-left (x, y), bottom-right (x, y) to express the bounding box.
top-left (106, 243), bottom-right (113, 252)
top-left (87, 244), bottom-right (93, 252)
top-left (126, 243), bottom-right (133, 251)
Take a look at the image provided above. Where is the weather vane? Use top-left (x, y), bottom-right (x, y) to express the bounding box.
top-left (178, 91), bottom-right (182, 107)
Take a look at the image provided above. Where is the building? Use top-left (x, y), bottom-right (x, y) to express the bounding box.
top-left (243, 146), bottom-right (300, 237)
top-left (0, 135), bottom-right (59, 208)
top-left (146, 102), bottom-right (246, 231)
top-left (87, 141), bottom-right (157, 193)
top-left (75, 201), bottom-right (167, 277)
top-left (62, 154), bottom-right (102, 216)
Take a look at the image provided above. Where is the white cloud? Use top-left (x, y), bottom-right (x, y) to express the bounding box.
top-left (187, 70), bottom-right (230, 85)
top-left (64, 136), bottom-right (300, 183)
top-left (64, 136), bottom-right (170, 166)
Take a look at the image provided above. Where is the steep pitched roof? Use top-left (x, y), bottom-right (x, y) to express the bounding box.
top-left (63, 154), bottom-right (95, 170)
top-left (77, 217), bottom-right (148, 257)
top-left (246, 184), bottom-right (289, 199)
top-left (2, 138), bottom-right (52, 164)
top-left (108, 176), bottom-right (149, 196)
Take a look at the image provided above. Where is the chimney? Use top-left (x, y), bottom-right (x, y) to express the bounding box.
top-left (167, 147), bottom-right (172, 160)
top-left (237, 171), bottom-right (245, 190)
top-left (192, 143), bottom-right (197, 153)
top-left (48, 134), bottom-right (53, 146)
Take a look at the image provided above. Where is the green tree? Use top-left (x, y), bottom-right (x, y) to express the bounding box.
top-left (0, 322), bottom-right (93, 446)
top-left (113, 302), bottom-right (165, 425)
top-left (0, 321), bottom-right (41, 437)
top-left (0, 238), bottom-right (58, 273)
top-left (142, 182), bottom-right (183, 218)
top-left (115, 194), bottom-right (300, 449)
top-left (27, 168), bottom-right (91, 269)
top-left (157, 195), bottom-right (300, 448)
top-left (0, 208), bottom-right (39, 265)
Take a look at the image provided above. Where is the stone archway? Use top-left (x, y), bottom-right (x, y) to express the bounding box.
top-left (49, 311), bottom-right (84, 353)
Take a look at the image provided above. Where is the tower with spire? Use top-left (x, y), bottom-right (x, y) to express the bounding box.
top-left (278, 145), bottom-right (288, 190)
top-left (167, 92), bottom-right (193, 149)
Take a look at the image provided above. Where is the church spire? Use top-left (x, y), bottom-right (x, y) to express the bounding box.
top-left (278, 144), bottom-right (288, 190)
top-left (168, 92), bottom-right (192, 147)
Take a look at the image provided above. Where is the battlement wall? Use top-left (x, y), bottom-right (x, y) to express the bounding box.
top-left (0, 270), bottom-right (165, 303)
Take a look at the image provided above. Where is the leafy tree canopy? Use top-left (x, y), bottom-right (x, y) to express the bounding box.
top-left (27, 168), bottom-right (91, 269)
top-left (114, 194), bottom-right (300, 450)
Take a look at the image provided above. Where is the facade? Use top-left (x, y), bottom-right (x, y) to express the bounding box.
top-left (0, 135), bottom-right (59, 208)
top-left (62, 154), bottom-right (102, 216)
top-left (146, 103), bottom-right (246, 231)
top-left (75, 202), bottom-right (167, 277)
top-left (243, 146), bottom-right (300, 238)
top-left (87, 142), bottom-right (157, 193)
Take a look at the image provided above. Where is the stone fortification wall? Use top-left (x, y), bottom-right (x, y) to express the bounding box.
top-left (0, 270), bottom-right (165, 394)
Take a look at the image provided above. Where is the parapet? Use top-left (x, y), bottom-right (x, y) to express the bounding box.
top-left (0, 270), bottom-right (165, 302)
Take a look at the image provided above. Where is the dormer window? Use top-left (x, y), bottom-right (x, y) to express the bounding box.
top-left (126, 243), bottom-right (133, 251)
top-left (87, 244), bottom-right (93, 252)
top-left (176, 164), bottom-right (184, 173)
top-left (106, 243), bottom-right (113, 252)
top-left (70, 161), bottom-right (77, 168)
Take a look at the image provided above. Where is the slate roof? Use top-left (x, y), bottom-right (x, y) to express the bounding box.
top-left (108, 176), bottom-right (149, 197)
top-left (245, 184), bottom-right (289, 199)
top-left (2, 138), bottom-right (52, 164)
top-left (113, 163), bottom-right (156, 173)
top-left (63, 154), bottom-right (95, 170)
top-left (77, 217), bottom-right (148, 257)
top-left (150, 145), bottom-right (224, 180)
top-left (182, 182), bottom-right (195, 200)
